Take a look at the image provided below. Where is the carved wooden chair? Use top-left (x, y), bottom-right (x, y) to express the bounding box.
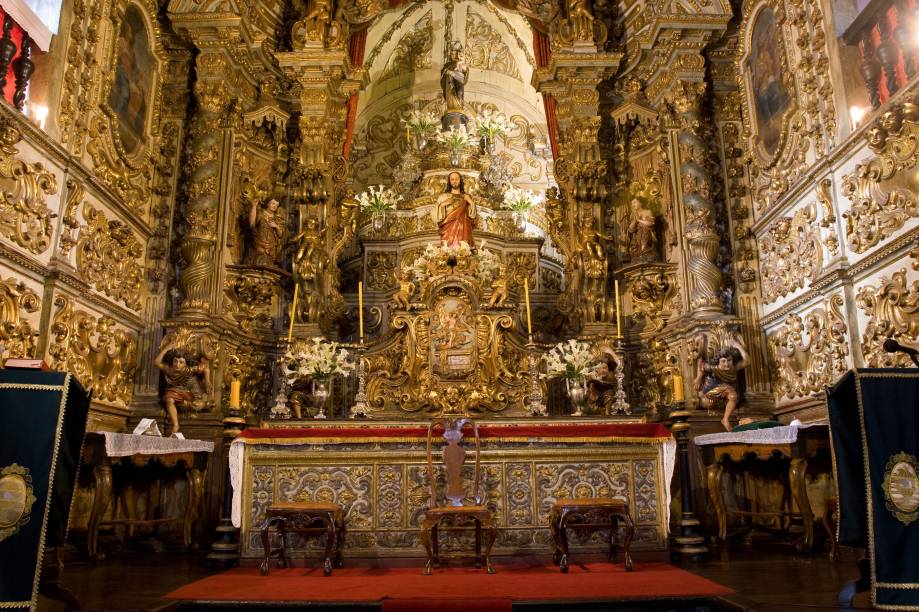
top-left (549, 497), bottom-right (635, 573)
top-left (419, 417), bottom-right (498, 575)
top-left (259, 501), bottom-right (345, 576)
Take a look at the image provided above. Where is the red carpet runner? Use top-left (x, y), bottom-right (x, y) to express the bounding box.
top-left (165, 559), bottom-right (732, 605)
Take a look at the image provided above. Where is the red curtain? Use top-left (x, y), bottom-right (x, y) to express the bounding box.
top-left (533, 30), bottom-right (559, 160)
top-left (342, 29), bottom-right (368, 159)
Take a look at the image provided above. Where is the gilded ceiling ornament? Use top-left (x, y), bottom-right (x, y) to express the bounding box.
top-left (380, 11), bottom-right (433, 81)
top-left (758, 203), bottom-right (822, 304)
top-left (0, 119), bottom-right (57, 255)
top-left (75, 204), bottom-right (145, 311)
top-left (0, 277), bottom-right (39, 360)
top-left (768, 294), bottom-right (848, 400)
top-left (48, 295), bottom-right (137, 407)
top-left (841, 104), bottom-right (919, 255)
top-left (465, 11), bottom-right (520, 79)
top-left (856, 269), bottom-right (919, 367)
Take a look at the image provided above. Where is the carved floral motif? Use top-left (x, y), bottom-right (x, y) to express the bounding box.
top-left (0, 277), bottom-right (39, 360)
top-left (380, 11), bottom-right (432, 81)
top-left (48, 295), bottom-right (137, 407)
top-left (759, 203), bottom-right (822, 303)
top-left (0, 120), bottom-right (57, 254)
top-left (76, 205), bottom-right (145, 310)
top-left (856, 269), bottom-right (919, 367)
top-left (841, 105), bottom-right (919, 254)
top-left (465, 11), bottom-right (520, 79)
top-left (768, 294), bottom-right (848, 400)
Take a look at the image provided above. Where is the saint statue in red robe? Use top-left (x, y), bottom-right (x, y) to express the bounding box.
top-left (437, 171), bottom-right (476, 246)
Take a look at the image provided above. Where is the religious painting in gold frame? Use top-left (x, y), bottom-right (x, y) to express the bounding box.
top-left (740, 2), bottom-right (797, 167)
top-left (100, 1), bottom-right (162, 168)
top-left (429, 287), bottom-right (476, 380)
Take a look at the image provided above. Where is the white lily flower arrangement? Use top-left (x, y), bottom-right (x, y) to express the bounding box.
top-left (543, 339), bottom-right (599, 380)
top-left (403, 109), bottom-right (440, 136)
top-left (284, 337), bottom-right (354, 382)
top-left (502, 187), bottom-right (540, 213)
top-left (475, 109), bottom-right (513, 140)
top-left (356, 184), bottom-right (402, 213)
top-left (475, 248), bottom-right (503, 284)
top-left (436, 125), bottom-right (477, 151)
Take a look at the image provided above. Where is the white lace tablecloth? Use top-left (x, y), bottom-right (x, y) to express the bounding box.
top-left (100, 432), bottom-right (214, 457)
top-left (693, 422), bottom-right (825, 446)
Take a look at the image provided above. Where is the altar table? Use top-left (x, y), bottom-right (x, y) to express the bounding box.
top-left (230, 420), bottom-right (675, 558)
top-left (81, 432), bottom-right (214, 560)
top-left (695, 424), bottom-right (831, 552)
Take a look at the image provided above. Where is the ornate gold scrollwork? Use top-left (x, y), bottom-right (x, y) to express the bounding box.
top-left (48, 295), bottom-right (137, 407)
top-left (768, 294), bottom-right (849, 400)
top-left (759, 203), bottom-right (822, 303)
top-left (223, 268), bottom-right (277, 332)
top-left (841, 104), bottom-right (919, 254)
top-left (628, 269), bottom-right (678, 333)
top-left (0, 119), bottom-right (57, 254)
top-left (465, 10), bottom-right (520, 79)
top-left (0, 277), bottom-right (39, 360)
top-left (856, 268), bottom-right (919, 367)
top-left (75, 205), bottom-right (144, 311)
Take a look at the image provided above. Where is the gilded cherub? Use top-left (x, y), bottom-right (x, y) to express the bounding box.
top-left (487, 264), bottom-right (509, 308)
top-left (393, 269), bottom-right (416, 310)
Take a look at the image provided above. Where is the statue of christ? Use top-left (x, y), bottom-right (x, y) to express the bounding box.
top-left (436, 171), bottom-right (476, 246)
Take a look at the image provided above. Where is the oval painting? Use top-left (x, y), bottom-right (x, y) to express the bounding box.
top-left (747, 6), bottom-right (791, 159)
top-left (107, 5), bottom-right (155, 157)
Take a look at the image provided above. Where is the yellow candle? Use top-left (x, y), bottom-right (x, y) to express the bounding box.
top-left (287, 283), bottom-right (299, 343)
top-left (229, 379), bottom-right (241, 408)
top-left (614, 279), bottom-right (622, 338)
top-left (524, 279), bottom-right (532, 335)
top-left (406, 127), bottom-right (410, 145)
top-left (358, 281), bottom-right (364, 339)
top-left (672, 373), bottom-right (684, 402)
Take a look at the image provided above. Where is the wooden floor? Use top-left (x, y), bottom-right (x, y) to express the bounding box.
top-left (38, 537), bottom-right (874, 611)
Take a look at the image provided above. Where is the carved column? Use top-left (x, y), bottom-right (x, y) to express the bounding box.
top-left (671, 81), bottom-right (724, 317)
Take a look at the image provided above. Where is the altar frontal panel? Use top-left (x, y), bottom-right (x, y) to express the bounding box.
top-left (237, 431), bottom-right (671, 558)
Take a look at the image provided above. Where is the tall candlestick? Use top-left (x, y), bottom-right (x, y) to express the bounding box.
top-left (358, 281), bottom-right (364, 339)
top-left (614, 279), bottom-right (622, 338)
top-left (672, 373), bottom-right (684, 403)
top-left (287, 283), bottom-right (299, 343)
top-left (406, 127), bottom-right (410, 145)
top-left (523, 279), bottom-right (532, 335)
top-left (229, 379), bottom-right (241, 409)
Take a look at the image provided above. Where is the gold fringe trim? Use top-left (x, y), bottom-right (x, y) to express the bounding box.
top-left (237, 435), bottom-right (671, 445)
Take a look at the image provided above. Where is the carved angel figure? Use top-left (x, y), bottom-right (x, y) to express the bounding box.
top-left (487, 264), bottom-right (509, 308)
top-left (155, 338), bottom-right (211, 434)
top-left (393, 269), bottom-right (416, 310)
top-left (291, 217), bottom-right (324, 323)
top-left (693, 334), bottom-right (749, 431)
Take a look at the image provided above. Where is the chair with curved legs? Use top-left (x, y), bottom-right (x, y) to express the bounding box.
top-left (419, 417), bottom-right (498, 575)
top-left (549, 498), bottom-right (635, 573)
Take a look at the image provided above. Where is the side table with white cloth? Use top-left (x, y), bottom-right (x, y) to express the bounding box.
top-left (81, 432), bottom-right (214, 560)
top-left (695, 423), bottom-right (831, 552)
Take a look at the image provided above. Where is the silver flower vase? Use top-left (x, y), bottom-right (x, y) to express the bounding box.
top-left (566, 376), bottom-right (587, 417)
top-left (313, 378), bottom-right (329, 419)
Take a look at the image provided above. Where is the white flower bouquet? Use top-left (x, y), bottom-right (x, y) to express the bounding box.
top-left (436, 125), bottom-right (477, 151)
top-left (475, 248), bottom-right (503, 284)
top-left (543, 339), bottom-right (599, 380)
top-left (284, 337), bottom-right (354, 382)
top-left (356, 184), bottom-right (402, 213)
top-left (403, 109), bottom-right (440, 136)
top-left (502, 187), bottom-right (539, 213)
top-left (475, 109), bottom-right (513, 140)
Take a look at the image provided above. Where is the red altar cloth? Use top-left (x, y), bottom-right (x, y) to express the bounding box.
top-left (238, 422), bottom-right (671, 442)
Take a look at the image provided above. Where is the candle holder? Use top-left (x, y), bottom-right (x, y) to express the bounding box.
top-left (526, 337), bottom-right (547, 417)
top-left (269, 351), bottom-right (292, 419)
top-left (669, 404), bottom-right (707, 563)
top-left (612, 338), bottom-right (631, 415)
top-left (350, 342), bottom-right (371, 419)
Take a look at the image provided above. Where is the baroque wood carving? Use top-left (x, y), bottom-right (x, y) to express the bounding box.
top-left (0, 277), bottom-right (39, 360)
top-left (856, 269), bottom-right (919, 367)
top-left (759, 203), bottom-right (822, 303)
top-left (76, 204), bottom-right (145, 311)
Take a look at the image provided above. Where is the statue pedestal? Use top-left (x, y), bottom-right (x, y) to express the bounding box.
top-left (441, 111), bottom-right (469, 131)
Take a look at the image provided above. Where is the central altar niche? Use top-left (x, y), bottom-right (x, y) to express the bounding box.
top-left (361, 241), bottom-right (536, 418)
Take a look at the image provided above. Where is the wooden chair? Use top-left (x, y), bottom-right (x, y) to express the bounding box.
top-left (549, 498), bottom-right (635, 573)
top-left (259, 502), bottom-right (345, 576)
top-left (419, 417), bottom-right (498, 575)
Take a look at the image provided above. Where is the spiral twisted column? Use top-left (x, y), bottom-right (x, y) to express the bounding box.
top-left (672, 82), bottom-right (724, 316)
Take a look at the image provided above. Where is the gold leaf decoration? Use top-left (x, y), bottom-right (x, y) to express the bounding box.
top-left (380, 10), bottom-right (432, 81)
top-left (0, 277), bottom-right (39, 360)
top-left (841, 105), bottom-right (919, 254)
top-left (759, 203), bottom-right (822, 303)
top-left (856, 269), bottom-right (919, 367)
top-left (48, 295), bottom-right (137, 407)
top-left (0, 119), bottom-right (58, 254)
top-left (465, 11), bottom-right (520, 79)
top-left (768, 294), bottom-right (849, 400)
top-left (75, 205), bottom-right (145, 310)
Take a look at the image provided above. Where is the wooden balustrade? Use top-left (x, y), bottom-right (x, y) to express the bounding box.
top-left (844, 0), bottom-right (919, 109)
top-left (0, 9), bottom-right (34, 111)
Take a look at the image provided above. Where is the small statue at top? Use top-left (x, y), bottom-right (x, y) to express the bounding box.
top-left (441, 42), bottom-right (468, 112)
top-left (626, 197), bottom-right (658, 262)
top-left (248, 198), bottom-right (284, 267)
